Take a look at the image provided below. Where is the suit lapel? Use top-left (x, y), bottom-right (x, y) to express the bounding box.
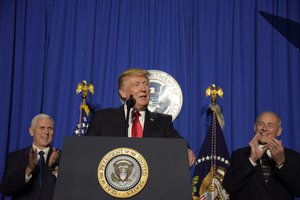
top-left (23, 147), bottom-right (31, 160)
top-left (117, 106), bottom-right (127, 137)
top-left (243, 148), bottom-right (266, 186)
top-left (45, 147), bottom-right (53, 164)
top-left (40, 147), bottom-right (53, 189)
top-left (143, 109), bottom-right (156, 137)
top-left (100, 106), bottom-right (126, 136)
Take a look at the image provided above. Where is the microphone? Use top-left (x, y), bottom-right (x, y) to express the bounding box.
top-left (125, 95), bottom-right (136, 136)
top-left (126, 95), bottom-right (136, 108)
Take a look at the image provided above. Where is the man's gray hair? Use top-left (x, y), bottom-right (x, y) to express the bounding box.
top-left (255, 111), bottom-right (281, 127)
top-left (31, 113), bottom-right (54, 128)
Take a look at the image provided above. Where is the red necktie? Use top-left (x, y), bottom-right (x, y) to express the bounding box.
top-left (132, 111), bottom-right (143, 138)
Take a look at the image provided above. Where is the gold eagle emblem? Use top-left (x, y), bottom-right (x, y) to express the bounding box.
top-left (76, 80), bottom-right (94, 102)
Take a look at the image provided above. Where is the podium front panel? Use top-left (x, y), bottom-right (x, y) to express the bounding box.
top-left (54, 136), bottom-right (191, 200)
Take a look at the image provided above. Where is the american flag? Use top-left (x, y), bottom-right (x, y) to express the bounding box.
top-left (73, 104), bottom-right (90, 136)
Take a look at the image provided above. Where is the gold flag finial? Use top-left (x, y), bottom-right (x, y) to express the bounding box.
top-left (205, 84), bottom-right (223, 104)
top-left (76, 80), bottom-right (94, 104)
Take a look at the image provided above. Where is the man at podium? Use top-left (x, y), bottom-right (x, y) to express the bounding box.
top-left (87, 68), bottom-right (195, 167)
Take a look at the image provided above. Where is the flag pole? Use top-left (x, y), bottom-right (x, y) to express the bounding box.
top-left (205, 84), bottom-right (224, 198)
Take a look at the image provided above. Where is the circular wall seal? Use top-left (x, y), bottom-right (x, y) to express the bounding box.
top-left (97, 148), bottom-right (149, 198)
top-left (148, 70), bottom-right (183, 120)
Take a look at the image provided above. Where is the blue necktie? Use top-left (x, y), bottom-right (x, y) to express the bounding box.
top-left (38, 151), bottom-right (45, 186)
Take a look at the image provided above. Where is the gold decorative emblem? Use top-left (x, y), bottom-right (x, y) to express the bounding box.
top-left (198, 166), bottom-right (229, 200)
top-left (205, 84), bottom-right (223, 104)
top-left (76, 80), bottom-right (94, 104)
top-left (205, 84), bottom-right (224, 129)
top-left (148, 70), bottom-right (183, 121)
top-left (97, 148), bottom-right (149, 198)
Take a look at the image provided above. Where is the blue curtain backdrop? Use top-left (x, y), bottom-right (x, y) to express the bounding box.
top-left (1, 0), bottom-right (300, 199)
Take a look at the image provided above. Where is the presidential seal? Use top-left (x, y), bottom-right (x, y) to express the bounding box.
top-left (148, 70), bottom-right (183, 120)
top-left (97, 148), bottom-right (149, 198)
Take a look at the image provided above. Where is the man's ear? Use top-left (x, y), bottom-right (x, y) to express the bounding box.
top-left (119, 89), bottom-right (127, 99)
top-left (29, 127), bottom-right (34, 136)
top-left (277, 127), bottom-right (282, 137)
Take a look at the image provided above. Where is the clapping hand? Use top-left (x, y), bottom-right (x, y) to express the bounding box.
top-left (25, 148), bottom-right (38, 176)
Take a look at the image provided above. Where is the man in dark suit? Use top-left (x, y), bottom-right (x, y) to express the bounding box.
top-left (87, 68), bottom-right (195, 167)
top-left (0, 114), bottom-right (60, 200)
top-left (223, 111), bottom-right (300, 200)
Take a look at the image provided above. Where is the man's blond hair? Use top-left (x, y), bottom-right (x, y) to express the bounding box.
top-left (118, 68), bottom-right (150, 100)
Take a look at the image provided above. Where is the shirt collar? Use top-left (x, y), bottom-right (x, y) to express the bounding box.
top-left (32, 144), bottom-right (50, 157)
top-left (258, 144), bottom-right (272, 158)
top-left (123, 103), bottom-right (146, 119)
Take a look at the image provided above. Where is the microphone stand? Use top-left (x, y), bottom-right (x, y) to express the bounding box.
top-left (125, 95), bottom-right (136, 136)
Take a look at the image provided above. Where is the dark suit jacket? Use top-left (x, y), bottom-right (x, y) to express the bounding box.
top-left (223, 146), bottom-right (300, 200)
top-left (87, 106), bottom-right (182, 138)
top-left (0, 146), bottom-right (58, 200)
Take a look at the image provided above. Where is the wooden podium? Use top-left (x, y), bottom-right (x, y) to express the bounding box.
top-left (54, 136), bottom-right (192, 200)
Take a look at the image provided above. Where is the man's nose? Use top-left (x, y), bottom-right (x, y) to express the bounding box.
top-left (44, 128), bottom-right (50, 134)
top-left (262, 125), bottom-right (268, 131)
top-left (140, 84), bottom-right (147, 91)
